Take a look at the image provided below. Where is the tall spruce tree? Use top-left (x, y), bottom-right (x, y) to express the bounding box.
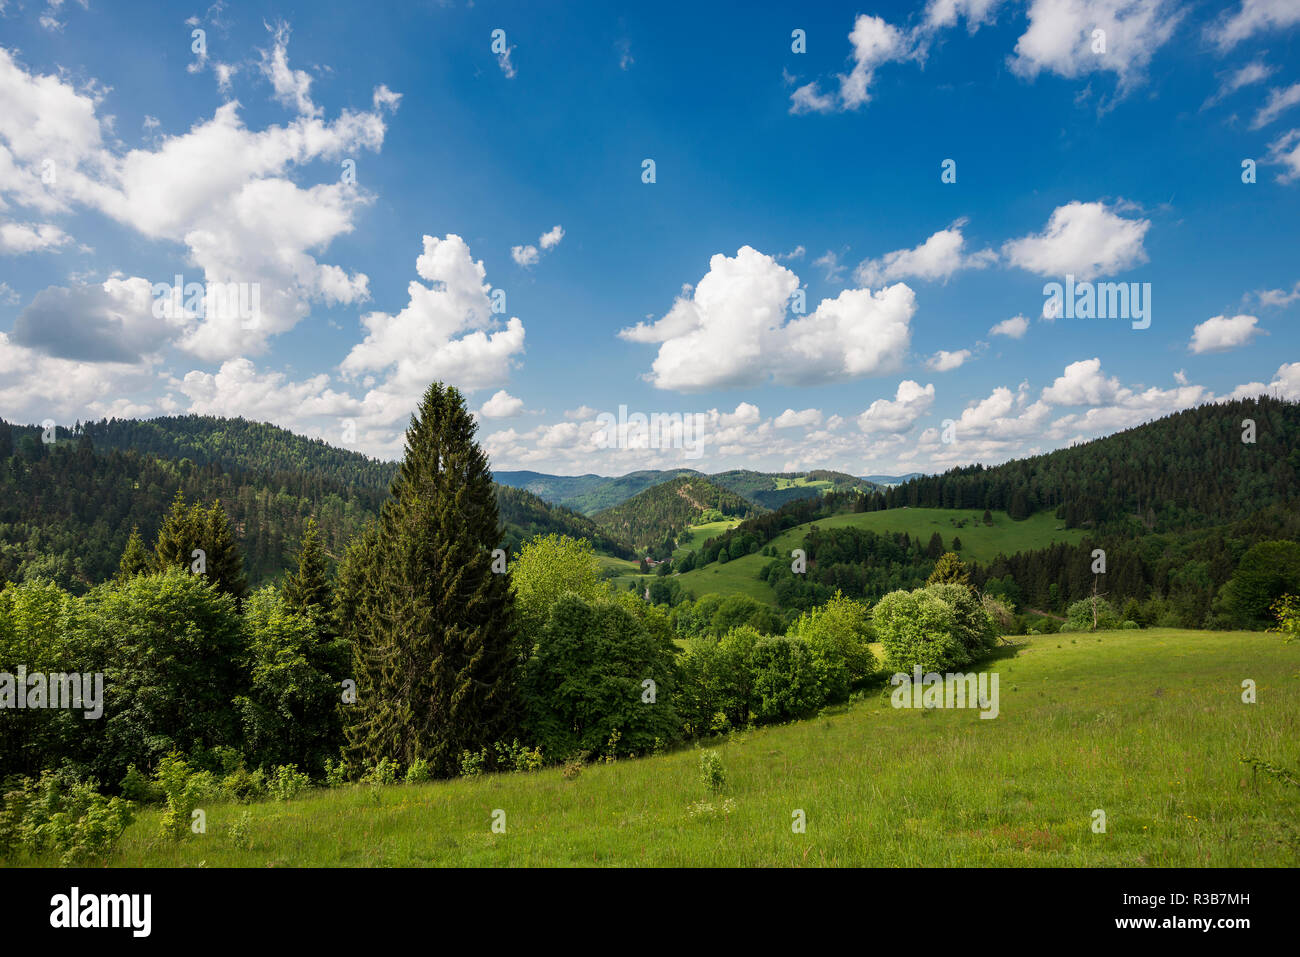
top-left (284, 517), bottom-right (331, 613)
top-left (152, 492), bottom-right (248, 601)
top-left (343, 383), bottom-right (520, 777)
top-left (116, 527), bottom-right (151, 581)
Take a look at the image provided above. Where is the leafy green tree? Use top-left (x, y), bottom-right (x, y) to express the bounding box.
top-left (1064, 597), bottom-right (1120, 631)
top-left (343, 382), bottom-right (520, 778)
top-left (77, 569), bottom-right (246, 784)
top-left (709, 594), bottom-right (784, 637)
top-left (873, 589), bottom-right (965, 673)
top-left (1215, 541), bottom-right (1300, 626)
top-left (236, 586), bottom-right (347, 773)
top-left (0, 580), bottom-right (90, 778)
top-left (748, 636), bottom-right (829, 723)
top-left (677, 624), bottom-right (763, 732)
top-left (522, 592), bottom-right (681, 759)
top-left (509, 533), bottom-right (606, 648)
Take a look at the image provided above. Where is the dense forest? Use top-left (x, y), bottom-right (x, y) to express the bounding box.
top-left (0, 418), bottom-right (634, 590)
top-left (708, 469), bottom-right (877, 509)
top-left (857, 396), bottom-right (1299, 531)
top-left (592, 476), bottom-right (762, 556)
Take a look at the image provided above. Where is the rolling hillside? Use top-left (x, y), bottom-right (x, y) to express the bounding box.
top-left (79, 628), bottom-right (1300, 867)
top-left (709, 469), bottom-right (877, 509)
top-left (0, 417), bottom-right (639, 589)
top-left (493, 468), bottom-right (702, 515)
top-left (592, 475), bottom-right (762, 555)
top-left (643, 507), bottom-right (1085, 603)
top-left (496, 467), bottom-right (880, 514)
top-left (868, 396), bottom-right (1299, 531)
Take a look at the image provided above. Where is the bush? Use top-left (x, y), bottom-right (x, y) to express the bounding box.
top-left (361, 756), bottom-right (400, 785)
top-left (748, 636), bottom-right (830, 723)
top-left (404, 758), bottom-right (432, 783)
top-left (924, 583), bottom-right (997, 657)
top-left (493, 740), bottom-right (544, 773)
top-left (458, 749), bottom-right (487, 778)
top-left (154, 753), bottom-right (205, 840)
top-left (1065, 597), bottom-right (1121, 631)
top-left (323, 758), bottom-right (350, 788)
top-left (785, 592), bottom-right (876, 698)
top-left (1122, 620), bottom-right (1139, 629)
top-left (699, 750), bottom-right (725, 795)
top-left (981, 594), bottom-right (1017, 635)
top-left (268, 764), bottom-right (311, 801)
top-left (221, 764), bottom-right (268, 803)
top-left (873, 589), bottom-right (966, 673)
top-left (0, 772), bottom-right (134, 865)
top-left (120, 764), bottom-right (162, 804)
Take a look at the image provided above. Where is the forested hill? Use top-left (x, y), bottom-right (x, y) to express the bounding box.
top-left (593, 475), bottom-right (762, 554)
top-left (83, 415), bottom-right (398, 491)
top-left (494, 485), bottom-right (633, 559)
top-left (709, 469), bottom-right (877, 509)
top-left (493, 468), bottom-right (703, 514)
top-left (495, 467), bottom-right (878, 514)
top-left (865, 396), bottom-right (1299, 532)
top-left (0, 418), bottom-right (635, 591)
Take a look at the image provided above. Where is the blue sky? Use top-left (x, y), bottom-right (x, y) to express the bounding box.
top-left (0, 0), bottom-right (1297, 475)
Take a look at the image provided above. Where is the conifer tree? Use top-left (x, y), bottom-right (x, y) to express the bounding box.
top-left (116, 527), bottom-right (151, 581)
top-left (927, 531), bottom-right (945, 559)
top-left (927, 551), bottom-right (971, 587)
top-left (284, 517), bottom-right (331, 614)
top-left (152, 492), bottom-right (248, 601)
top-left (344, 382), bottom-right (520, 777)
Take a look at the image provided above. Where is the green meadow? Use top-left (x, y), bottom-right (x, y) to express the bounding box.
top-left (658, 507), bottom-right (1086, 603)
top-left (67, 628), bottom-right (1299, 867)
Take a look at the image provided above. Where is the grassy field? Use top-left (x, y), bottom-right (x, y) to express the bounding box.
top-left (67, 628), bottom-right (1300, 867)
top-left (659, 507), bottom-right (1086, 603)
top-left (671, 519), bottom-right (738, 558)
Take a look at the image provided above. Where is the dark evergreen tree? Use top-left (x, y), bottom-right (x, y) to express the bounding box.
top-left (343, 382), bottom-right (520, 777)
top-left (116, 527), bottom-right (151, 581)
top-left (152, 492), bottom-right (248, 601)
top-left (283, 517), bottom-right (331, 614)
top-left (1008, 490), bottom-right (1031, 521)
top-left (927, 531), bottom-right (945, 558)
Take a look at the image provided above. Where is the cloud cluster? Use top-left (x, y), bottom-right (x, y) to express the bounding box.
top-left (511, 224), bottom-right (564, 268)
top-left (618, 246), bottom-right (916, 391)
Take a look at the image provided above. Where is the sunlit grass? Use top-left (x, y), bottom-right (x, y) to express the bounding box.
top-left (63, 628), bottom-right (1299, 868)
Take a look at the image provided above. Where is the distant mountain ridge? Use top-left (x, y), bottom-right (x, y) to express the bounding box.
top-left (494, 467), bottom-right (877, 514)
